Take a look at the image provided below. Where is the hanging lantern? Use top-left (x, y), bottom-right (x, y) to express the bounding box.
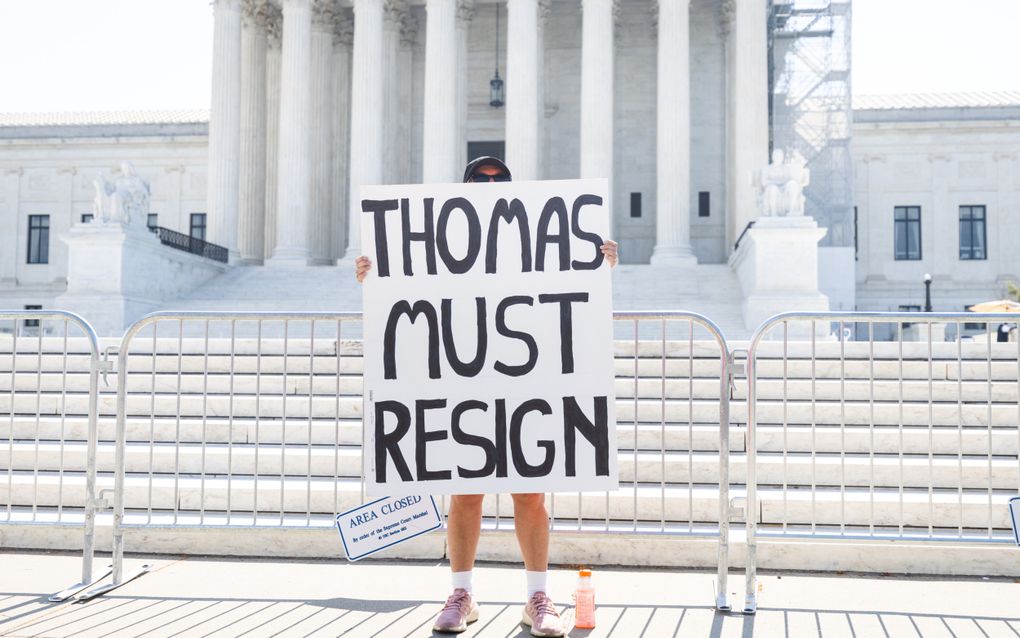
top-left (490, 2), bottom-right (504, 108)
top-left (490, 71), bottom-right (504, 108)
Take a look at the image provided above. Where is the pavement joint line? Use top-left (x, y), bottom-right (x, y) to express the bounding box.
top-left (0, 555), bottom-right (188, 638)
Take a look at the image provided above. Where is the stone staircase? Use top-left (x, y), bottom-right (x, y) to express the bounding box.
top-left (158, 262), bottom-right (752, 339)
top-left (2, 334), bottom-right (1019, 575)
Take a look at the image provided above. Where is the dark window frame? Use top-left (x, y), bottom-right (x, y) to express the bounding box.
top-left (899, 304), bottom-right (921, 329)
top-left (629, 192), bottom-right (641, 218)
top-left (959, 205), bottom-right (987, 260)
top-left (147, 213), bottom-right (159, 231)
top-left (190, 213), bottom-right (207, 241)
top-left (698, 191), bottom-right (710, 218)
top-left (81, 213), bottom-right (93, 224)
top-left (27, 214), bottom-right (50, 264)
top-left (23, 304), bottom-right (41, 329)
top-left (893, 206), bottom-right (922, 261)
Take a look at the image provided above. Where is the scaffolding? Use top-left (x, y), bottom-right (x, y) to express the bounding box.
top-left (768, 0), bottom-right (854, 248)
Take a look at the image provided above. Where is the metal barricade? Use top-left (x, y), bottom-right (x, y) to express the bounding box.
top-left (744, 311), bottom-right (1020, 613)
top-left (0, 310), bottom-right (110, 601)
top-left (87, 310), bottom-right (734, 611)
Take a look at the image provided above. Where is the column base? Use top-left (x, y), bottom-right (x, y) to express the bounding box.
top-left (650, 244), bottom-right (698, 267)
top-left (266, 247), bottom-right (311, 267)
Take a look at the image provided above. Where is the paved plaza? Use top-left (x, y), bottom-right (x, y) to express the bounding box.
top-left (1, 551), bottom-right (1018, 637)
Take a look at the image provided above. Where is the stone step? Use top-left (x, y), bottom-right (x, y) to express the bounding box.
top-left (1, 472), bottom-right (1012, 529)
top-left (6, 393), bottom-right (1017, 428)
top-left (4, 350), bottom-right (1019, 381)
top-left (3, 416), bottom-right (1018, 457)
top-left (3, 374), bottom-right (1018, 404)
top-left (3, 441), bottom-right (1017, 490)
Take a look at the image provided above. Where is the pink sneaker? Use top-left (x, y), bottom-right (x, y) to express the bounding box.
top-left (432, 588), bottom-right (479, 633)
top-left (522, 591), bottom-right (565, 637)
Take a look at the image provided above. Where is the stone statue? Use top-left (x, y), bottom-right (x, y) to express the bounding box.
top-left (755, 149), bottom-right (809, 217)
top-left (91, 162), bottom-right (151, 226)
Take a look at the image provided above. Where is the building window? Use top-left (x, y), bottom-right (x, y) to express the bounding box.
top-left (27, 214), bottom-right (49, 264)
top-left (147, 213), bottom-right (158, 231)
top-left (24, 304), bottom-right (41, 329)
top-left (899, 304), bottom-right (921, 329)
top-left (893, 206), bottom-right (921, 260)
top-left (630, 192), bottom-right (641, 218)
top-left (190, 213), bottom-right (206, 241)
top-left (962, 306), bottom-right (985, 331)
top-left (466, 141), bottom-right (505, 162)
top-left (698, 191), bottom-right (710, 217)
top-left (959, 205), bottom-right (986, 260)
top-left (81, 213), bottom-right (93, 224)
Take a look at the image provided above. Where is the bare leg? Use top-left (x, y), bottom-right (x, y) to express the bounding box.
top-left (511, 493), bottom-right (549, 571)
top-left (447, 494), bottom-right (484, 572)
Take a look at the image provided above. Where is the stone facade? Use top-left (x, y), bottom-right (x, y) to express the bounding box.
top-left (853, 96), bottom-right (1020, 318)
top-left (0, 117), bottom-right (208, 312)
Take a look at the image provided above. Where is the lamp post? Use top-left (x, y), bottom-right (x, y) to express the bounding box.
top-left (489, 2), bottom-right (504, 107)
top-left (923, 273), bottom-right (933, 313)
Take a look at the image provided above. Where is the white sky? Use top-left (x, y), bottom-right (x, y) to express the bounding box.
top-left (0, 0), bottom-right (1018, 113)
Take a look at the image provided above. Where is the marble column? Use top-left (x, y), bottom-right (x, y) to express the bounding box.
top-left (269, 0), bottom-right (313, 265)
top-left (536, 0), bottom-right (550, 178)
top-left (580, 0), bottom-right (614, 202)
top-left (207, 0), bottom-right (243, 261)
top-left (263, 10), bottom-right (282, 259)
top-left (505, 0), bottom-right (540, 181)
top-left (381, 1), bottom-right (403, 183)
top-left (422, 0), bottom-right (459, 183)
top-left (651, 0), bottom-right (696, 265)
top-left (309, 0), bottom-right (336, 265)
top-left (397, 12), bottom-right (418, 183)
top-left (238, 1), bottom-right (268, 264)
top-left (331, 14), bottom-right (354, 262)
top-left (455, 1), bottom-right (474, 168)
top-left (344, 0), bottom-right (386, 260)
top-left (726, 0), bottom-right (768, 251)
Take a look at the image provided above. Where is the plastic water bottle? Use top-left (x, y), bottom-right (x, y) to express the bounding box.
top-left (574, 568), bottom-right (595, 629)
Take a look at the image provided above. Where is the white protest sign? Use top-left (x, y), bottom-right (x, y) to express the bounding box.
top-left (361, 178), bottom-right (617, 496)
top-left (335, 494), bottom-right (442, 561)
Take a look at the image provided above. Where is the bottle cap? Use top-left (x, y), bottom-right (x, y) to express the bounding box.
top-left (579, 569), bottom-right (592, 577)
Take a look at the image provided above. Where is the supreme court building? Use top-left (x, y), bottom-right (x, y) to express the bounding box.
top-left (207, 0), bottom-right (769, 268)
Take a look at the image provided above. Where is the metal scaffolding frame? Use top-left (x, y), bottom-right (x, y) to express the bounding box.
top-left (768, 0), bottom-right (854, 248)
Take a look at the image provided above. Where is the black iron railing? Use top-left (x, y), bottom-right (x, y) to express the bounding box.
top-left (155, 226), bottom-right (228, 263)
top-left (733, 221), bottom-right (757, 252)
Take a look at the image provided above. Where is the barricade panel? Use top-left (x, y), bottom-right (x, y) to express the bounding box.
top-left (743, 311), bottom-right (1020, 613)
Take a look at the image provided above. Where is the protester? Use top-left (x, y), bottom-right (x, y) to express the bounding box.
top-left (355, 157), bottom-right (618, 636)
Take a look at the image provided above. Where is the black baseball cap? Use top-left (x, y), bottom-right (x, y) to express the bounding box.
top-left (463, 156), bottom-right (512, 183)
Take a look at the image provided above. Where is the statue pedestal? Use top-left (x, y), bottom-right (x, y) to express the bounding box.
top-left (55, 222), bottom-right (227, 336)
top-left (728, 216), bottom-right (830, 336)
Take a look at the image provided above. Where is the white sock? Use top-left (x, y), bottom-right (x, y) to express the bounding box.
top-left (451, 570), bottom-right (473, 593)
top-left (526, 571), bottom-right (548, 597)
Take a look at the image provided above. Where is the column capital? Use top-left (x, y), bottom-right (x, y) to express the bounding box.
top-left (400, 11), bottom-right (419, 48)
top-left (265, 8), bottom-right (283, 48)
top-left (312, 0), bottom-right (337, 30)
top-left (333, 10), bottom-right (354, 47)
top-left (718, 0), bottom-right (735, 37)
top-left (212, 0), bottom-right (243, 13)
top-left (456, 0), bottom-right (475, 25)
top-left (538, 0), bottom-right (552, 25)
top-left (383, 0), bottom-right (408, 26)
top-left (242, 0), bottom-right (274, 30)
